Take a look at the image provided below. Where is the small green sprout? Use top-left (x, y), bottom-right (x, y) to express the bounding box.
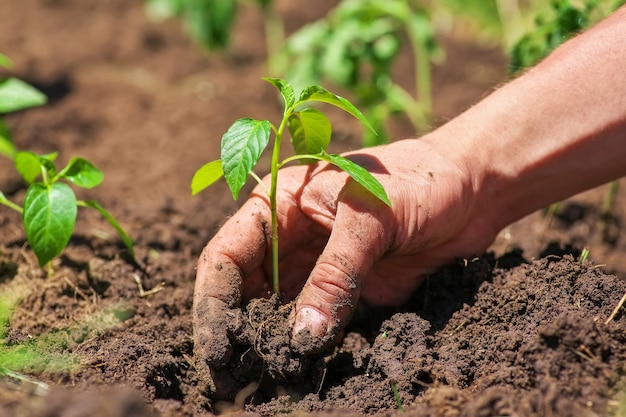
top-left (0, 53), bottom-right (134, 268)
top-left (579, 247), bottom-right (590, 264)
top-left (192, 77), bottom-right (390, 295)
top-left (391, 380), bottom-right (404, 412)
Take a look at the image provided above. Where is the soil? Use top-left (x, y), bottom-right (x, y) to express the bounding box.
top-left (1, 1), bottom-right (626, 416)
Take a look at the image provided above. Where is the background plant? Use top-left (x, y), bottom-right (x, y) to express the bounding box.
top-left (509, 0), bottom-right (625, 73)
top-left (144, 0), bottom-right (285, 71)
top-left (0, 54), bottom-right (134, 268)
top-left (0, 53), bottom-right (46, 157)
top-left (279, 0), bottom-right (442, 146)
top-left (191, 77), bottom-right (390, 295)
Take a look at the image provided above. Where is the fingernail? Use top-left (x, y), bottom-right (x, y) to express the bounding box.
top-left (292, 307), bottom-right (327, 338)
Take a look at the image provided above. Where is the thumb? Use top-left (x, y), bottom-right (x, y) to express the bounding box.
top-left (290, 195), bottom-right (390, 353)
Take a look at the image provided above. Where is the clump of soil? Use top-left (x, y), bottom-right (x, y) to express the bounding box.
top-left (196, 294), bottom-right (325, 405)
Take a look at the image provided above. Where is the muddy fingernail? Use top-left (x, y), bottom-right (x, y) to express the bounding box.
top-left (292, 307), bottom-right (327, 338)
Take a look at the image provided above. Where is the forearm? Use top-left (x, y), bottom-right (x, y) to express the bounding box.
top-left (445, 6), bottom-right (626, 232)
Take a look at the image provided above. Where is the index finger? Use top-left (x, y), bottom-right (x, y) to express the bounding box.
top-left (193, 197), bottom-right (270, 367)
top-left (195, 196), bottom-right (271, 306)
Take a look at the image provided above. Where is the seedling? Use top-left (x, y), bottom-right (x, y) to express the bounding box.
top-left (391, 380), bottom-right (404, 412)
top-left (0, 54), bottom-right (134, 269)
top-left (191, 77), bottom-right (390, 295)
top-left (0, 152), bottom-right (135, 268)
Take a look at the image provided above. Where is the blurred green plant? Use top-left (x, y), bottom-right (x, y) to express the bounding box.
top-left (144, 0), bottom-right (284, 70)
top-left (509, 0), bottom-right (625, 73)
top-left (279, 0), bottom-right (443, 146)
top-left (0, 54), bottom-right (134, 269)
top-left (436, 0), bottom-right (529, 48)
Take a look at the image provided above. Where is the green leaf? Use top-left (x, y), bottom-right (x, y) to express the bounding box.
top-left (287, 108), bottom-right (331, 160)
top-left (0, 54), bottom-right (12, 69)
top-left (57, 157), bottom-right (104, 189)
top-left (185, 0), bottom-right (238, 49)
top-left (191, 159), bottom-right (224, 195)
top-left (221, 118), bottom-right (271, 200)
top-left (23, 182), bottom-right (77, 267)
top-left (0, 77), bottom-right (47, 113)
top-left (79, 200), bottom-right (135, 259)
top-left (0, 119), bottom-right (16, 158)
top-left (14, 151), bottom-right (43, 184)
top-left (263, 77), bottom-right (295, 109)
top-left (323, 153), bottom-right (391, 207)
top-left (297, 86), bottom-right (377, 135)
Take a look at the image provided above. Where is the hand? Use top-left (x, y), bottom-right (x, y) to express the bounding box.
top-left (193, 135), bottom-right (499, 398)
top-left (194, 8), bottom-right (626, 397)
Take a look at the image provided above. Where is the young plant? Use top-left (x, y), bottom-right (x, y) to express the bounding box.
top-left (0, 54), bottom-right (134, 268)
top-left (191, 78), bottom-right (390, 295)
top-left (0, 152), bottom-right (135, 268)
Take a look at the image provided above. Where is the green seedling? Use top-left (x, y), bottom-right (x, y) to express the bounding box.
top-left (279, 0), bottom-right (443, 145)
top-left (192, 77), bottom-right (390, 295)
top-left (579, 247), bottom-right (590, 264)
top-left (0, 54), bottom-right (134, 268)
top-left (0, 152), bottom-right (135, 268)
top-left (391, 380), bottom-right (404, 412)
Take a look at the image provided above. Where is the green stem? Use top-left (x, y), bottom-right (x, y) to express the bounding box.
top-left (279, 153), bottom-right (325, 167)
top-left (40, 165), bottom-right (49, 186)
top-left (0, 195), bottom-right (23, 214)
top-left (388, 83), bottom-right (428, 132)
top-left (407, 17), bottom-right (432, 131)
top-left (249, 171), bottom-right (268, 194)
top-left (77, 200), bottom-right (135, 259)
top-left (269, 115), bottom-right (290, 295)
top-left (263, 5), bottom-right (286, 74)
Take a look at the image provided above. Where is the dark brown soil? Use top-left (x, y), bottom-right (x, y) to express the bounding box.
top-left (1, 1), bottom-right (626, 416)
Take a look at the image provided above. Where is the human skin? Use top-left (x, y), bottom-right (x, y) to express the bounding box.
top-left (193, 6), bottom-right (626, 396)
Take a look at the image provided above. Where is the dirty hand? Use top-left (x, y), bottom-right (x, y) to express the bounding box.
top-left (193, 133), bottom-right (499, 397)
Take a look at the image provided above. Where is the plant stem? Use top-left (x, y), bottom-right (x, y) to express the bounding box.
top-left (269, 117), bottom-right (289, 295)
top-left (410, 24), bottom-right (432, 131)
top-left (263, 5), bottom-right (286, 74)
top-left (0, 196), bottom-right (23, 214)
